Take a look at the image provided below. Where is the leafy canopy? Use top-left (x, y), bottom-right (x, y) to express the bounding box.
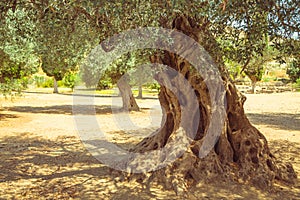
top-left (0, 8), bottom-right (39, 95)
top-left (0, 0), bottom-right (299, 94)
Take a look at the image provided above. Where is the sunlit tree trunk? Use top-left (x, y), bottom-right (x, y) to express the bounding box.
top-left (251, 80), bottom-right (257, 94)
top-left (53, 77), bottom-right (59, 93)
top-left (247, 74), bottom-right (259, 94)
top-left (137, 85), bottom-right (143, 99)
top-left (124, 15), bottom-right (296, 195)
top-left (117, 75), bottom-right (139, 111)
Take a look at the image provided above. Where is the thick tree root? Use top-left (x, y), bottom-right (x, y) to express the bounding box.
top-left (109, 14), bottom-right (297, 195)
top-left (122, 126), bottom-right (297, 193)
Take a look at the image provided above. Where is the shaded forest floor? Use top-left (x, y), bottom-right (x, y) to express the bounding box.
top-left (0, 91), bottom-right (299, 199)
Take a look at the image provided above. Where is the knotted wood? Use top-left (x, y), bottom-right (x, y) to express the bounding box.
top-left (122, 15), bottom-right (296, 195)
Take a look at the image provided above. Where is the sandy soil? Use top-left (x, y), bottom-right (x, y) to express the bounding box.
top-left (0, 91), bottom-right (299, 199)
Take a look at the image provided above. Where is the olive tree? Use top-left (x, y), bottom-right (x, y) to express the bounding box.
top-left (2, 0), bottom-right (299, 195)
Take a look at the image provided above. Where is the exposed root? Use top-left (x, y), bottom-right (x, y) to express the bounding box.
top-left (109, 14), bottom-right (297, 195)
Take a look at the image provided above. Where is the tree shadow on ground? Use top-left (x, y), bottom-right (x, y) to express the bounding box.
top-left (0, 133), bottom-right (177, 199)
top-left (0, 133), bottom-right (102, 183)
top-left (24, 90), bottom-right (159, 100)
top-left (247, 112), bottom-right (300, 131)
top-left (0, 132), bottom-right (299, 199)
top-left (268, 140), bottom-right (300, 199)
top-left (0, 113), bottom-right (18, 120)
top-left (82, 128), bottom-right (300, 199)
top-left (4, 105), bottom-right (152, 115)
top-left (4, 105), bottom-right (114, 115)
top-left (269, 140), bottom-right (300, 169)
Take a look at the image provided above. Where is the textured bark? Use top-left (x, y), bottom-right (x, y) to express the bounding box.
top-left (121, 15), bottom-right (297, 195)
top-left (117, 75), bottom-right (140, 111)
top-left (137, 85), bottom-right (143, 99)
top-left (53, 77), bottom-right (58, 94)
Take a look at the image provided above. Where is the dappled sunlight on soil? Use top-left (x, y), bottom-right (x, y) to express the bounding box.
top-left (0, 92), bottom-right (299, 199)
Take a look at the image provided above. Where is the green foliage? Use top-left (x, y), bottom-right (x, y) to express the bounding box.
top-left (261, 77), bottom-right (271, 83)
top-left (224, 60), bottom-right (244, 80)
top-left (291, 78), bottom-right (300, 91)
top-left (41, 78), bottom-right (54, 88)
top-left (128, 51), bottom-right (156, 88)
top-left (33, 75), bottom-right (46, 88)
top-left (97, 80), bottom-right (112, 90)
top-left (296, 78), bottom-right (300, 87)
top-left (31, 75), bottom-right (66, 89)
top-left (146, 82), bottom-right (161, 91)
top-left (20, 1), bottom-right (99, 85)
top-left (244, 43), bottom-right (279, 84)
top-left (43, 79), bottom-right (64, 88)
top-left (0, 77), bottom-right (29, 97)
top-left (84, 50), bottom-right (153, 89)
top-left (62, 72), bottom-right (79, 91)
top-left (0, 8), bottom-right (39, 96)
top-left (57, 80), bottom-right (64, 88)
top-left (0, 49), bottom-right (36, 96)
top-left (0, 8), bottom-right (39, 66)
top-left (0, 0), bottom-right (299, 95)
top-left (244, 58), bottom-right (265, 83)
top-left (287, 59), bottom-right (300, 83)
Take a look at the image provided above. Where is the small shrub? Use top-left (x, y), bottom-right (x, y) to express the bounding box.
top-left (262, 77), bottom-right (271, 82)
top-left (62, 73), bottom-right (79, 91)
top-left (41, 78), bottom-right (54, 88)
top-left (146, 83), bottom-right (160, 91)
top-left (287, 59), bottom-right (300, 82)
top-left (57, 80), bottom-right (64, 87)
top-left (291, 78), bottom-right (300, 91)
top-left (97, 80), bottom-right (112, 90)
top-left (33, 75), bottom-right (46, 87)
top-left (296, 78), bottom-right (300, 87)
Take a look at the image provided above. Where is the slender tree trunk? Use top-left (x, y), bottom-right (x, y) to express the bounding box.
top-left (117, 75), bottom-right (139, 111)
top-left (251, 80), bottom-right (257, 94)
top-left (137, 85), bottom-right (143, 99)
top-left (53, 77), bottom-right (58, 93)
top-left (122, 15), bottom-right (296, 194)
top-left (247, 75), bottom-right (259, 94)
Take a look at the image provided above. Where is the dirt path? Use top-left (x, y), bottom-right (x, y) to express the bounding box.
top-left (0, 92), bottom-right (299, 199)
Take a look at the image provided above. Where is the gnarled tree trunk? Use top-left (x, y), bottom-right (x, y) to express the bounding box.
top-left (122, 15), bottom-right (296, 194)
top-left (117, 75), bottom-right (140, 111)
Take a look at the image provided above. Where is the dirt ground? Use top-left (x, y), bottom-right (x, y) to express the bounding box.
top-left (0, 91), bottom-right (299, 199)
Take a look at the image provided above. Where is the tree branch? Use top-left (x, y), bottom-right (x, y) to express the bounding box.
top-left (274, 4), bottom-right (300, 33)
top-left (240, 57), bottom-right (251, 74)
